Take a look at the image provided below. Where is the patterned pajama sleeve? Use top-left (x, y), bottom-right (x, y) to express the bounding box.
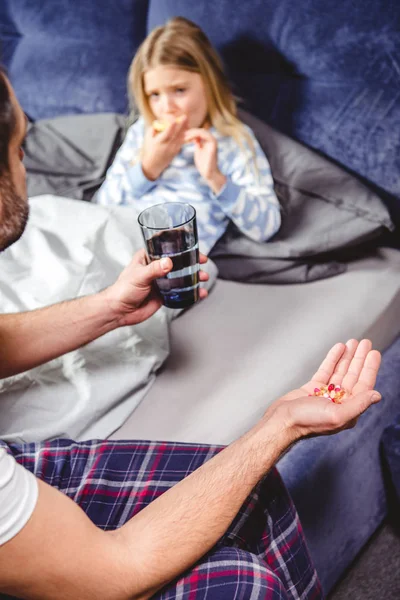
top-left (213, 127), bottom-right (282, 243)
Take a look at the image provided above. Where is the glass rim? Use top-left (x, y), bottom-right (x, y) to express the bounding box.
top-left (138, 202), bottom-right (196, 231)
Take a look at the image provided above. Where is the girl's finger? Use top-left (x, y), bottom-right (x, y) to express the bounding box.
top-left (159, 120), bottom-right (183, 142)
top-left (184, 128), bottom-right (212, 143)
top-left (176, 115), bottom-right (188, 131)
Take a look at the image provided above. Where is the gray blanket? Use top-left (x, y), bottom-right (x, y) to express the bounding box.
top-left (25, 113), bottom-right (126, 201)
top-left (25, 111), bottom-right (394, 283)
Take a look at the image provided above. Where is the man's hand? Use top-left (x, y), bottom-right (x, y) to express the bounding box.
top-left (0, 338), bottom-right (382, 600)
top-left (264, 339), bottom-right (382, 442)
top-left (0, 248), bottom-right (209, 379)
top-left (103, 248), bottom-right (209, 327)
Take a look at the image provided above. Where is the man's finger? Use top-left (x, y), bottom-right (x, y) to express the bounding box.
top-left (199, 253), bottom-right (208, 264)
top-left (337, 389), bottom-right (382, 424)
top-left (130, 248), bottom-right (149, 267)
top-left (135, 256), bottom-right (173, 286)
top-left (329, 339), bottom-right (359, 387)
top-left (341, 339), bottom-right (373, 391)
top-left (311, 342), bottom-right (346, 384)
top-left (350, 350), bottom-right (382, 396)
top-left (131, 250), bottom-right (206, 286)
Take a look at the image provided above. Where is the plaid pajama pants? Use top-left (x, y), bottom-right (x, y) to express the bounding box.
top-left (1, 439), bottom-right (323, 600)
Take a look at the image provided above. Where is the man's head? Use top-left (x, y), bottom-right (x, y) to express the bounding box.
top-left (0, 67), bottom-right (29, 251)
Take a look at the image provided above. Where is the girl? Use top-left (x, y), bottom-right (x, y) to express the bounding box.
top-left (95, 17), bottom-right (281, 255)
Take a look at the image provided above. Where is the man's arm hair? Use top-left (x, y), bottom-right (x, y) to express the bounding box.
top-left (0, 250), bottom-right (176, 380)
top-left (0, 292), bottom-right (119, 379)
top-left (0, 339), bottom-right (381, 599)
top-left (0, 419), bottom-right (290, 600)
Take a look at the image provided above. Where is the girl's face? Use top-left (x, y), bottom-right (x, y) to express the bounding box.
top-left (144, 66), bottom-right (209, 128)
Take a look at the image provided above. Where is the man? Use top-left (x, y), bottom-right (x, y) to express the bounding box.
top-left (0, 68), bottom-right (382, 600)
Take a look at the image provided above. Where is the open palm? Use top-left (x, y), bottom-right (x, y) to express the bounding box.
top-left (271, 339), bottom-right (382, 439)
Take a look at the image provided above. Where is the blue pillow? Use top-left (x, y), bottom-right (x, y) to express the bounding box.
top-left (0, 0), bottom-right (149, 120)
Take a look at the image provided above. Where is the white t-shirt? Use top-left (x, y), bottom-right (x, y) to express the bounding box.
top-left (0, 448), bottom-right (38, 546)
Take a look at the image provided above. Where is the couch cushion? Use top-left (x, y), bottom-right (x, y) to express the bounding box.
top-left (148, 0), bottom-right (400, 221)
top-left (382, 412), bottom-right (400, 507)
top-left (0, 0), bottom-right (149, 119)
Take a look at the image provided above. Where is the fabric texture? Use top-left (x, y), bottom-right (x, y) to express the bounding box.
top-left (0, 449), bottom-right (38, 546)
top-left (382, 415), bottom-right (400, 507)
top-left (94, 117), bottom-right (281, 255)
top-left (0, 439), bottom-right (323, 599)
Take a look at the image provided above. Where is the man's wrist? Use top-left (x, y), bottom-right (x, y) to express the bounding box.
top-left (264, 403), bottom-right (302, 445)
top-left (239, 406), bottom-right (299, 473)
top-left (95, 287), bottom-right (127, 332)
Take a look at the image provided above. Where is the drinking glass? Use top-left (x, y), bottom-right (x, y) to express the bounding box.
top-left (138, 202), bottom-right (200, 309)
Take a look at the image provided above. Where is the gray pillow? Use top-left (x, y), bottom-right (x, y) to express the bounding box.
top-left (210, 110), bottom-right (394, 284)
top-left (25, 113), bottom-right (126, 201)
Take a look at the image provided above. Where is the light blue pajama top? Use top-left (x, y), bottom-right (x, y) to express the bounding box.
top-left (95, 118), bottom-right (281, 254)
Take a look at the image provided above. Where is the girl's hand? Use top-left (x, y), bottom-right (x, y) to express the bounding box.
top-left (141, 116), bottom-right (188, 181)
top-left (184, 128), bottom-right (227, 194)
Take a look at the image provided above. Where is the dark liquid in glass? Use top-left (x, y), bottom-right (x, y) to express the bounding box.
top-left (147, 229), bottom-right (199, 309)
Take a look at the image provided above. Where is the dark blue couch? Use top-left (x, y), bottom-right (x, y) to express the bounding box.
top-left (2, 0), bottom-right (399, 226)
top-left (1, 0), bottom-right (400, 594)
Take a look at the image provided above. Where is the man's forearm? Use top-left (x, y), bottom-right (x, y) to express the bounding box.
top-left (0, 290), bottom-right (118, 378)
top-left (112, 414), bottom-right (293, 599)
top-left (0, 414), bottom-right (294, 600)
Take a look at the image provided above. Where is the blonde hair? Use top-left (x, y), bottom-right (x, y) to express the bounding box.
top-left (128, 16), bottom-right (255, 158)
